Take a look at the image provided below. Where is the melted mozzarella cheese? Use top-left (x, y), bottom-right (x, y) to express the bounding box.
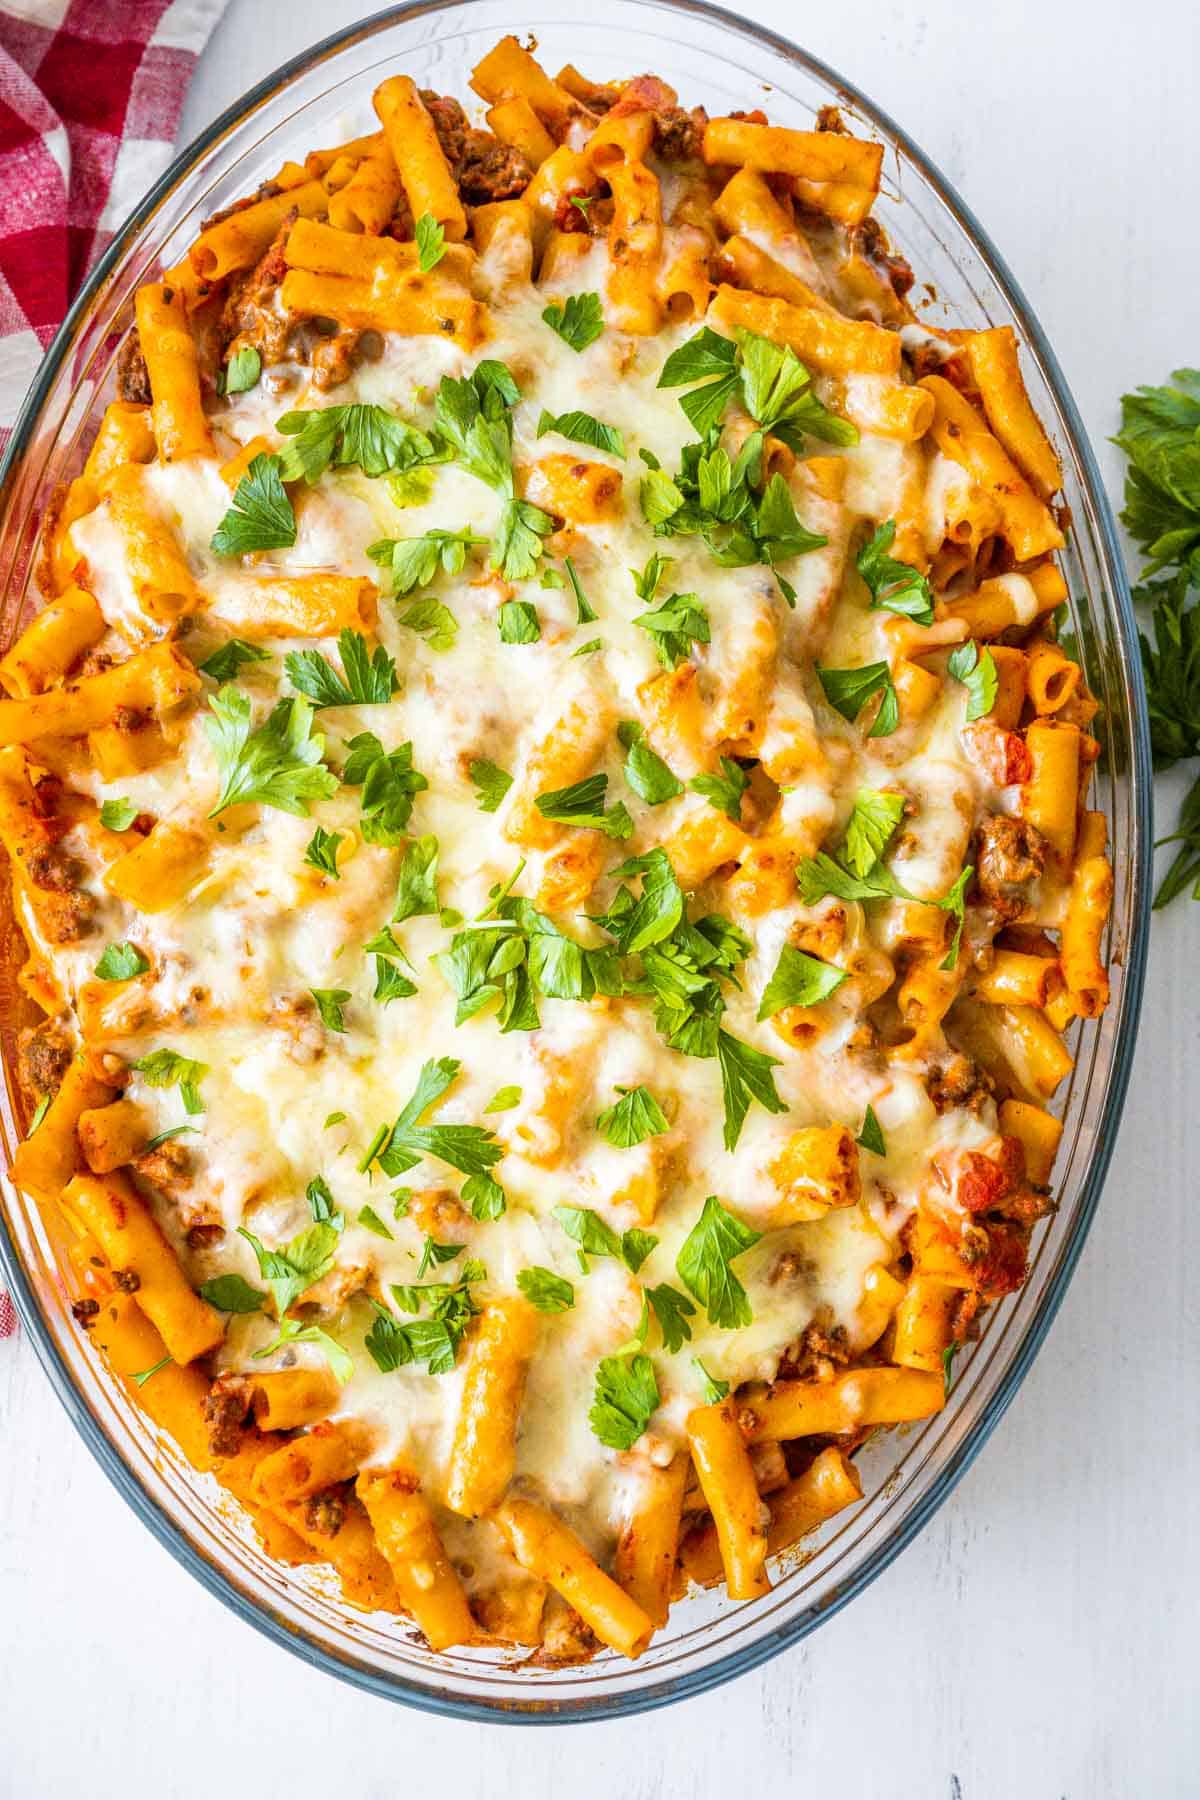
top-left (50, 243), bottom-right (1010, 1566)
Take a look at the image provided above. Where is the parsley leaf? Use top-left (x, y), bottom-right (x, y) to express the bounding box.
top-left (340, 732), bottom-right (427, 844)
top-left (693, 1357), bottom-right (730, 1403)
top-left (494, 498), bottom-right (555, 581)
top-left (369, 527), bottom-right (486, 597)
top-left (1114, 370), bottom-right (1200, 583)
top-left (498, 599), bottom-right (540, 644)
top-left (856, 520), bottom-right (934, 625)
top-left (537, 408), bottom-right (625, 458)
top-left (285, 629), bottom-right (398, 707)
top-left (238, 1220), bottom-right (339, 1317)
top-left (716, 1030), bottom-right (786, 1150)
top-left (303, 826), bottom-right (343, 877)
top-left (469, 757), bottom-right (513, 812)
top-left (462, 1171), bottom-right (507, 1220)
top-left (589, 1351), bottom-right (659, 1449)
top-left (306, 1175), bottom-right (343, 1228)
top-left (553, 1205), bottom-right (656, 1274)
top-left (391, 834), bottom-right (439, 923)
top-left (206, 689), bottom-right (337, 818)
top-left (618, 721), bottom-right (683, 805)
top-left (1135, 570), bottom-right (1200, 768)
top-left (99, 797), bottom-right (138, 832)
top-left (220, 345), bottom-right (261, 395)
top-left (596, 1084), bottom-right (670, 1148)
top-left (534, 773), bottom-right (633, 839)
top-left (757, 944), bottom-right (847, 1020)
top-left (517, 1266), bottom-right (575, 1313)
top-left (133, 1048), bottom-right (207, 1114)
top-left (817, 660), bottom-right (900, 738)
top-left (842, 788), bottom-right (906, 877)
top-left (542, 292), bottom-right (604, 352)
top-left (415, 211), bottom-right (446, 272)
top-left (485, 1086), bottom-right (521, 1113)
top-left (197, 638), bottom-right (272, 684)
top-left (210, 454), bottom-right (296, 556)
top-left (365, 1305), bottom-right (460, 1376)
top-left (676, 1195), bottom-right (762, 1329)
top-left (395, 594), bottom-right (458, 652)
top-left (94, 942), bottom-right (149, 982)
top-left (198, 1273), bottom-right (264, 1313)
top-left (689, 756), bottom-right (749, 822)
top-left (365, 1056), bottom-right (504, 1180)
top-left (310, 987), bottom-right (350, 1033)
top-left (371, 948), bottom-right (418, 1004)
top-left (276, 404), bottom-right (439, 484)
top-left (947, 639), bottom-right (999, 722)
top-left (857, 1105), bottom-right (886, 1156)
top-left (358, 1204), bottom-right (394, 1240)
top-left (564, 556), bottom-right (597, 624)
top-left (645, 1283), bottom-right (695, 1353)
top-left (634, 590), bottom-right (710, 669)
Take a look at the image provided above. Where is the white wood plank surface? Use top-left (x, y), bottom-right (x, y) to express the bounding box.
top-left (3, 1), bottom-right (1197, 1793)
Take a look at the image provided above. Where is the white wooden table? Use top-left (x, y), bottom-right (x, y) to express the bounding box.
top-left (3, 1), bottom-right (1198, 1793)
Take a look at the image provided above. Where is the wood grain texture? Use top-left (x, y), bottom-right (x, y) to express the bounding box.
top-left (3, 0), bottom-right (1199, 1794)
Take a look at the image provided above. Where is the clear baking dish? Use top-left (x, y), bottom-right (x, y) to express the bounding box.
top-left (0, 0), bottom-right (1152, 1721)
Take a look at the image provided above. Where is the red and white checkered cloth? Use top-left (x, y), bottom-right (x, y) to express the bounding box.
top-left (0, 0), bottom-right (228, 1335)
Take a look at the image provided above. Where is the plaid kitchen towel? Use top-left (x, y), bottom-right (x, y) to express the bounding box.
top-left (0, 0), bottom-right (229, 1334)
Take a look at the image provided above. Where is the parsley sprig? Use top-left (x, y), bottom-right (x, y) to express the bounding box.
top-left (205, 688), bottom-right (338, 818)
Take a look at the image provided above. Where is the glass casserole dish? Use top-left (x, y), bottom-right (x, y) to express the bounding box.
top-left (0, 0), bottom-right (1151, 1721)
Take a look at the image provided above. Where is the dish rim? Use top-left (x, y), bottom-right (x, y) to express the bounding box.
top-left (0, 0), bottom-right (1153, 1722)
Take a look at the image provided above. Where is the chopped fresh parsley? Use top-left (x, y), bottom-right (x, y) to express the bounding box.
top-left (206, 689), bottom-right (337, 818)
top-left (197, 638), bottom-right (272, 684)
top-left (693, 1356), bottom-right (730, 1404)
top-left (415, 212), bottom-right (446, 272)
top-left (842, 787), bottom-right (906, 877)
top-left (942, 1339), bottom-right (961, 1394)
top-left (285, 629), bottom-right (398, 707)
top-left (537, 408), bottom-right (625, 458)
top-left (572, 637), bottom-right (603, 657)
top-left (498, 599), bottom-right (541, 643)
top-left (238, 1220), bottom-right (339, 1317)
top-left (220, 345), bottom-right (261, 395)
top-left (468, 757), bottom-right (513, 812)
top-left (589, 1351), bottom-right (659, 1449)
top-left (99, 797), bottom-right (138, 832)
top-left (94, 942), bottom-right (149, 982)
top-left (368, 527), bottom-right (486, 598)
top-left (368, 934), bottom-right (419, 1003)
top-left (675, 1195), bottom-right (762, 1330)
top-left (517, 1266), bottom-right (575, 1313)
top-left (947, 639), bottom-right (999, 722)
top-left (689, 756), bottom-right (749, 822)
top-left (595, 1084), bottom-right (670, 1148)
top-left (797, 833), bottom-right (973, 969)
top-left (857, 1105), bottom-right (886, 1156)
top-left (210, 454), bottom-right (295, 556)
top-left (306, 1175), bottom-right (343, 1229)
top-left (817, 660), bottom-right (900, 738)
top-left (25, 1094), bottom-right (51, 1137)
top-left (564, 556), bottom-right (597, 624)
top-left (485, 1086), bottom-right (521, 1113)
top-left (534, 772), bottom-right (633, 839)
top-left (276, 403), bottom-right (440, 485)
top-left (254, 1316), bottom-right (354, 1385)
top-left (391, 834), bottom-right (439, 923)
top-left (432, 362), bottom-right (555, 579)
top-left (395, 593), bottom-right (458, 652)
top-left (462, 1171), bottom-right (507, 1220)
top-left (362, 1056), bottom-right (504, 1180)
top-left (618, 721), bottom-right (684, 805)
top-left (756, 944), bottom-right (846, 1020)
top-left (130, 1355), bottom-right (172, 1387)
top-left (198, 1272), bottom-right (264, 1313)
top-left (645, 1283), bottom-right (695, 1353)
top-left (133, 1048), bottom-right (207, 1114)
top-left (855, 520), bottom-right (935, 625)
top-left (716, 1030), bottom-right (786, 1150)
top-left (358, 1204), bottom-right (394, 1240)
top-left (634, 590), bottom-right (710, 668)
top-left (553, 1204), bottom-right (657, 1275)
top-left (310, 987), bottom-right (350, 1033)
top-left (657, 325), bottom-right (856, 448)
top-left (542, 292), bottom-right (604, 352)
top-left (303, 825), bottom-right (343, 877)
top-left (340, 732), bottom-right (427, 844)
